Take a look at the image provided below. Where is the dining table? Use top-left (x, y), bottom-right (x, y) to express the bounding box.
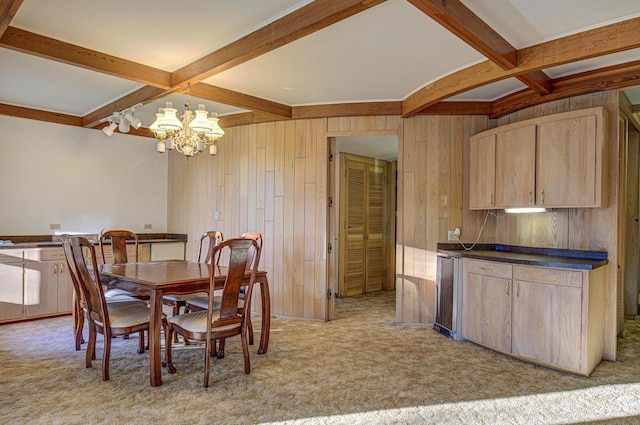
top-left (98, 260), bottom-right (271, 387)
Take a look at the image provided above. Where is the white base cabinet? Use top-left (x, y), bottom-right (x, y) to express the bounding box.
top-left (462, 258), bottom-right (606, 375)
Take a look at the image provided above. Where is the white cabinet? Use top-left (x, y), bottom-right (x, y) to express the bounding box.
top-left (462, 258), bottom-right (606, 375)
top-left (0, 250), bottom-right (24, 322)
top-left (24, 248), bottom-right (73, 318)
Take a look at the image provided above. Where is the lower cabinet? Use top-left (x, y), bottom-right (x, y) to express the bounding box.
top-left (0, 250), bottom-right (25, 322)
top-left (462, 258), bottom-right (606, 375)
top-left (24, 248), bottom-right (74, 319)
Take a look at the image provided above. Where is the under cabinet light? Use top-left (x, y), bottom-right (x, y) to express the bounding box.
top-left (504, 207), bottom-right (548, 214)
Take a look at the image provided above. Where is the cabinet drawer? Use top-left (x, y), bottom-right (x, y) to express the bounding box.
top-left (25, 248), bottom-right (66, 261)
top-left (464, 259), bottom-right (512, 279)
top-left (514, 265), bottom-right (582, 288)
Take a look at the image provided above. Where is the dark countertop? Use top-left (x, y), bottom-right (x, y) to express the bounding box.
top-left (0, 233), bottom-right (188, 250)
top-left (437, 243), bottom-right (608, 270)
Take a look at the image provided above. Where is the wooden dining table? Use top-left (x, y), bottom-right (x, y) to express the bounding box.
top-left (98, 260), bottom-right (271, 387)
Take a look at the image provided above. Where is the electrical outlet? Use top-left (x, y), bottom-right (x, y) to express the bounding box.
top-left (448, 230), bottom-right (456, 241)
top-left (144, 223), bottom-right (152, 230)
top-left (50, 223), bottom-right (61, 230)
top-left (214, 211), bottom-right (219, 220)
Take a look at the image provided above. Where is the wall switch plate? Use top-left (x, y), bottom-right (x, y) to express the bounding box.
top-left (214, 211), bottom-right (219, 220)
top-left (144, 223), bottom-right (152, 230)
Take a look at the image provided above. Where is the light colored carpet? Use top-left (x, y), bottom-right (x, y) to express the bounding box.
top-left (1, 291), bottom-right (639, 425)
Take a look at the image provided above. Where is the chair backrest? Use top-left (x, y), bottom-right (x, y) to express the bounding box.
top-left (197, 231), bottom-right (224, 264)
top-left (99, 230), bottom-right (138, 264)
top-left (70, 236), bottom-right (109, 328)
top-left (240, 232), bottom-right (262, 270)
top-left (208, 238), bottom-right (261, 327)
top-left (60, 234), bottom-right (85, 307)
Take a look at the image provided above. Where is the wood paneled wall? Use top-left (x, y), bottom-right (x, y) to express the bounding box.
top-left (397, 115), bottom-right (490, 324)
top-left (167, 116), bottom-right (399, 321)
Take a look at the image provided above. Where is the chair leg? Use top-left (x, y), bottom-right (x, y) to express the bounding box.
top-left (86, 321), bottom-right (96, 368)
top-left (247, 315), bottom-right (254, 346)
top-left (137, 331), bottom-right (145, 354)
top-left (204, 338), bottom-right (212, 388)
top-left (102, 330), bottom-right (111, 381)
top-left (241, 329), bottom-right (251, 374)
top-left (165, 327), bottom-right (177, 374)
top-left (217, 338), bottom-right (226, 359)
top-left (74, 308), bottom-right (85, 350)
top-left (172, 304), bottom-right (180, 343)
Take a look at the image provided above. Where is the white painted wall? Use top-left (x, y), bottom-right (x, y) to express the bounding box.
top-left (0, 115), bottom-right (168, 235)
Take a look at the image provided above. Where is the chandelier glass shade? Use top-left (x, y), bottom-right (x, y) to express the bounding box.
top-left (150, 94), bottom-right (224, 158)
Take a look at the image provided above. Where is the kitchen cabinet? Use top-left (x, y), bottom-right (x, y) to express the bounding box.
top-left (0, 250), bottom-right (24, 322)
top-left (462, 259), bottom-right (512, 353)
top-left (24, 248), bottom-right (73, 318)
top-left (461, 257), bottom-right (606, 375)
top-left (469, 107), bottom-right (606, 209)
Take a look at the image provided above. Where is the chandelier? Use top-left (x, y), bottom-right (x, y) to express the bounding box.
top-left (149, 87), bottom-right (224, 158)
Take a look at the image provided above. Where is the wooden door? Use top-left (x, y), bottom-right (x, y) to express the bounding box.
top-left (537, 115), bottom-right (597, 207)
top-left (495, 125), bottom-right (536, 207)
top-left (469, 133), bottom-right (496, 209)
top-left (512, 277), bottom-right (582, 371)
top-left (338, 154), bottom-right (387, 297)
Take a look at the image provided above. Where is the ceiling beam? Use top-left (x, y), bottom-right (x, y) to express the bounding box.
top-left (416, 101), bottom-right (493, 115)
top-left (0, 27), bottom-right (172, 89)
top-left (189, 83), bottom-right (292, 118)
top-left (81, 86), bottom-right (168, 128)
top-left (491, 59), bottom-right (640, 118)
top-left (0, 102), bottom-right (81, 126)
top-left (170, 0), bottom-right (386, 89)
top-left (0, 0), bottom-right (22, 37)
top-left (402, 16), bottom-right (640, 117)
top-left (408, 0), bottom-right (552, 97)
top-left (407, 0), bottom-right (516, 69)
top-left (292, 102), bottom-right (401, 119)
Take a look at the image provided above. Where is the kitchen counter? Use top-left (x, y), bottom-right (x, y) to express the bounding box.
top-left (437, 243), bottom-right (608, 270)
top-left (0, 233), bottom-right (188, 249)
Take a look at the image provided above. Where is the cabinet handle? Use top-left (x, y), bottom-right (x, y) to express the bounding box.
top-left (528, 190), bottom-right (533, 205)
top-left (540, 190), bottom-right (545, 205)
top-left (516, 282), bottom-right (520, 297)
top-left (505, 281), bottom-right (509, 296)
top-left (59, 262), bottom-right (64, 274)
top-left (490, 193), bottom-right (494, 206)
top-left (54, 263), bottom-right (58, 274)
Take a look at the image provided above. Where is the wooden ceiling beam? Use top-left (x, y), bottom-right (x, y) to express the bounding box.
top-left (0, 102), bottom-right (81, 126)
top-left (416, 101), bottom-right (493, 115)
top-left (81, 86), bottom-right (167, 128)
top-left (0, 0), bottom-right (22, 37)
top-left (0, 27), bottom-right (172, 89)
top-left (189, 83), bottom-right (292, 118)
top-left (402, 16), bottom-right (640, 117)
top-left (491, 60), bottom-right (640, 118)
top-left (407, 0), bottom-right (516, 69)
top-left (292, 102), bottom-right (401, 119)
top-left (170, 0), bottom-right (386, 89)
top-left (516, 70), bottom-right (553, 96)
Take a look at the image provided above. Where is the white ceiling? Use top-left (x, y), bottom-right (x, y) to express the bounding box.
top-left (2, 0), bottom-right (640, 131)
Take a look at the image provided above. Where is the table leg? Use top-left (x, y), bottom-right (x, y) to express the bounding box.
top-left (149, 289), bottom-right (163, 386)
top-left (258, 276), bottom-right (271, 355)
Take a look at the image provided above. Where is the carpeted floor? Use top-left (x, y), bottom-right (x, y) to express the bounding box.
top-left (1, 290), bottom-right (639, 425)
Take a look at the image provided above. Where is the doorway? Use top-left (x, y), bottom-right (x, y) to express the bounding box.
top-left (327, 135), bottom-right (398, 320)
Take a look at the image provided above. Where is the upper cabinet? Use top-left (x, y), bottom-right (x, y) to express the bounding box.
top-left (469, 107), bottom-right (607, 210)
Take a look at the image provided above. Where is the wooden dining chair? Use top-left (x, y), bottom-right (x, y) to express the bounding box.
top-left (162, 231), bottom-right (224, 316)
top-left (165, 237), bottom-right (260, 387)
top-left (69, 235), bottom-right (163, 381)
top-left (60, 234), bottom-right (147, 351)
top-left (99, 229), bottom-right (138, 264)
top-left (185, 232), bottom-right (262, 358)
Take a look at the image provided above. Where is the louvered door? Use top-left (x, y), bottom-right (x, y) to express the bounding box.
top-left (339, 154), bottom-right (387, 297)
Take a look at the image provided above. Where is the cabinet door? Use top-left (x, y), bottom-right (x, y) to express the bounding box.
top-left (536, 114), bottom-right (597, 207)
top-left (0, 255), bottom-right (24, 321)
top-left (463, 268), bottom-right (512, 353)
top-left (469, 133), bottom-right (496, 209)
top-left (56, 261), bottom-right (74, 313)
top-left (495, 125), bottom-right (536, 208)
top-left (24, 260), bottom-right (59, 317)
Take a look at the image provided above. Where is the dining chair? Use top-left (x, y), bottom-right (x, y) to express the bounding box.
top-left (185, 232), bottom-right (262, 358)
top-left (60, 234), bottom-right (147, 351)
top-left (165, 237), bottom-right (260, 387)
top-left (162, 231), bottom-right (224, 344)
top-left (69, 235), bottom-right (163, 381)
